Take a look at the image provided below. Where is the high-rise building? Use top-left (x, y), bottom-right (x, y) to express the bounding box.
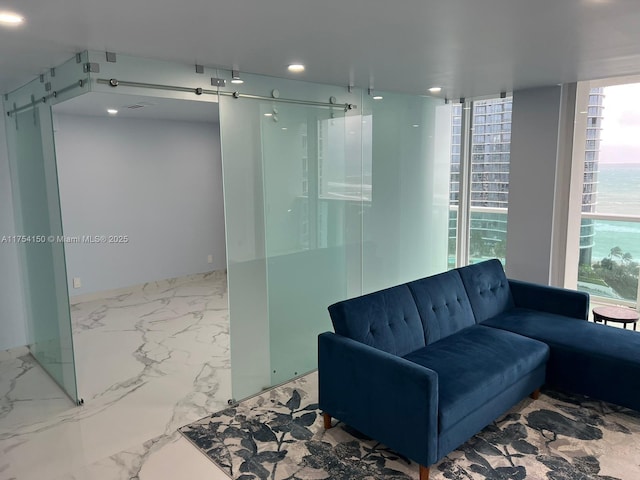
top-left (449, 92), bottom-right (603, 265)
top-left (449, 97), bottom-right (512, 263)
top-left (579, 87), bottom-right (605, 265)
top-left (449, 98), bottom-right (512, 208)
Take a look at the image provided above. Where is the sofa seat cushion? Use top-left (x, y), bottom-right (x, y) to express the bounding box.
top-left (481, 308), bottom-right (640, 410)
top-left (402, 325), bottom-right (549, 431)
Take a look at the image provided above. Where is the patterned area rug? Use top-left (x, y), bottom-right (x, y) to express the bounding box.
top-left (179, 372), bottom-right (640, 479)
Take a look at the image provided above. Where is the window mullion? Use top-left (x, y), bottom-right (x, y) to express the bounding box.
top-left (457, 100), bottom-right (473, 267)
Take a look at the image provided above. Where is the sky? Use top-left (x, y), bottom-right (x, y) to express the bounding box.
top-left (598, 82), bottom-right (640, 164)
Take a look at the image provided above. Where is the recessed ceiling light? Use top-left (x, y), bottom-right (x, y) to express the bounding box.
top-left (412, 124), bottom-right (420, 128)
top-left (231, 79), bottom-right (244, 84)
top-left (287, 64), bottom-right (305, 73)
top-left (0, 11), bottom-right (24, 25)
top-left (373, 96), bottom-right (383, 100)
top-left (107, 109), bottom-right (118, 115)
top-left (264, 113), bottom-right (273, 117)
top-left (428, 87), bottom-right (442, 93)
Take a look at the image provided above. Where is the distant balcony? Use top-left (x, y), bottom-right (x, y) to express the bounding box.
top-left (449, 206), bottom-right (507, 268)
top-left (449, 210), bottom-right (639, 304)
top-left (578, 212), bottom-right (640, 305)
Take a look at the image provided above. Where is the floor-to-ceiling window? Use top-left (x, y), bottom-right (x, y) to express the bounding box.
top-left (449, 96), bottom-right (513, 268)
top-left (577, 81), bottom-right (640, 304)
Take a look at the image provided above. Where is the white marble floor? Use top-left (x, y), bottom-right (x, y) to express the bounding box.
top-left (0, 271), bottom-right (232, 480)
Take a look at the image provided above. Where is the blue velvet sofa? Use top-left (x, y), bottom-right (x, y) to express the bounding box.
top-left (318, 259), bottom-right (640, 480)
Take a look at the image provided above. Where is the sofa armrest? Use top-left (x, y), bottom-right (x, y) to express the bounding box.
top-left (508, 279), bottom-right (589, 320)
top-left (318, 332), bottom-right (439, 466)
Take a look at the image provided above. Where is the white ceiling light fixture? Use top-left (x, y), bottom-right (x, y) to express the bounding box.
top-left (107, 108), bottom-right (118, 115)
top-left (428, 86), bottom-right (442, 93)
top-left (0, 11), bottom-right (24, 26)
top-left (368, 87), bottom-right (383, 100)
top-left (231, 69), bottom-right (244, 84)
top-left (287, 64), bottom-right (305, 73)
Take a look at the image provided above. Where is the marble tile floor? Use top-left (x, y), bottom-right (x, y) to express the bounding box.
top-left (0, 270), bottom-right (232, 480)
top-left (2, 276), bottom-right (636, 480)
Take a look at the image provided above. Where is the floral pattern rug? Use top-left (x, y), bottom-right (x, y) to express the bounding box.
top-left (179, 372), bottom-right (640, 479)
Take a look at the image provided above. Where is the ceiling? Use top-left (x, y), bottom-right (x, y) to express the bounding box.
top-left (1, 0), bottom-right (640, 100)
top-left (53, 92), bottom-right (219, 123)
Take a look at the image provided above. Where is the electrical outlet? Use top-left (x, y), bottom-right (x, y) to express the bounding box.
top-left (207, 255), bottom-right (213, 264)
top-left (73, 277), bottom-right (82, 288)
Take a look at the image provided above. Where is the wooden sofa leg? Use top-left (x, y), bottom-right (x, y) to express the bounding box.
top-left (530, 388), bottom-right (541, 400)
top-left (323, 413), bottom-right (333, 429)
top-left (419, 465), bottom-right (430, 480)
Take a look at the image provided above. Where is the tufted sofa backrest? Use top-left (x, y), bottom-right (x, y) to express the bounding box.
top-left (457, 259), bottom-right (514, 323)
top-left (407, 270), bottom-right (476, 344)
top-left (327, 259), bottom-right (514, 356)
top-left (328, 284), bottom-right (426, 356)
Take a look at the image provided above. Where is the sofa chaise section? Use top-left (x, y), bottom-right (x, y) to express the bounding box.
top-left (457, 259), bottom-right (640, 411)
top-left (483, 309), bottom-right (640, 411)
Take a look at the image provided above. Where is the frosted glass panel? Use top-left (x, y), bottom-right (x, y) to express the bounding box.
top-left (7, 107), bottom-right (77, 401)
top-left (262, 104), bottom-right (358, 385)
top-left (220, 79), bottom-right (363, 400)
top-left (219, 95), bottom-right (271, 400)
top-left (220, 77), bottom-right (448, 400)
top-left (363, 93), bottom-right (450, 293)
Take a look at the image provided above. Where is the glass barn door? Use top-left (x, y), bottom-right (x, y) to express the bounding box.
top-left (5, 106), bottom-right (78, 402)
top-left (261, 103), bottom-right (358, 386)
top-left (220, 92), bottom-right (362, 401)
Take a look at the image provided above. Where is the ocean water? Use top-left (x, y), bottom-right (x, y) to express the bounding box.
top-left (589, 163), bottom-right (640, 262)
top-left (596, 163), bottom-right (640, 216)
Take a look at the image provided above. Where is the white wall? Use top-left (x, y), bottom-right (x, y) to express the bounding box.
top-left (0, 111), bottom-right (27, 350)
top-left (54, 113), bottom-right (225, 296)
top-left (506, 86), bottom-right (563, 284)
